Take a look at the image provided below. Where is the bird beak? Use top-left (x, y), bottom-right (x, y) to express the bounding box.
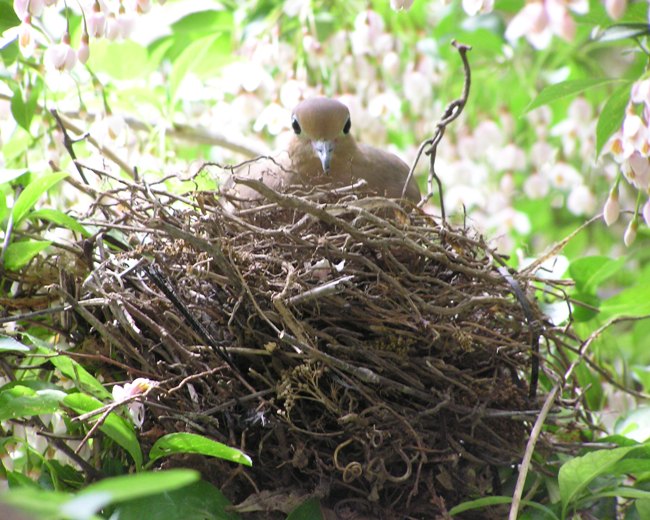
top-left (312, 140), bottom-right (335, 174)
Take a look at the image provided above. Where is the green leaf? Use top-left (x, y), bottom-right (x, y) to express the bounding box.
top-left (596, 434), bottom-right (641, 448)
top-left (600, 283), bottom-right (650, 318)
top-left (10, 86), bottom-right (29, 132)
top-left (596, 486), bottom-right (650, 500)
top-left (0, 385), bottom-right (66, 421)
top-left (168, 34), bottom-right (221, 105)
top-left (2, 240), bottom-right (52, 271)
top-left (0, 335), bottom-right (30, 353)
top-left (0, 0), bottom-right (20, 33)
top-left (449, 495), bottom-right (559, 518)
top-left (597, 82), bottom-right (633, 155)
top-left (596, 23), bottom-right (650, 42)
top-left (637, 498), bottom-right (650, 518)
top-left (60, 469), bottom-right (200, 518)
top-left (50, 355), bottom-right (113, 400)
top-left (149, 433), bottom-right (252, 467)
top-left (525, 78), bottom-right (624, 113)
top-left (170, 9), bottom-right (234, 35)
top-left (569, 256), bottom-right (626, 294)
top-left (63, 393), bottom-right (144, 469)
top-left (28, 209), bottom-right (90, 237)
top-left (89, 40), bottom-right (151, 80)
top-left (287, 498), bottom-right (326, 520)
top-left (559, 446), bottom-right (636, 516)
top-left (0, 38), bottom-right (18, 66)
top-left (608, 459), bottom-right (650, 477)
top-left (0, 126), bottom-right (30, 163)
top-left (0, 488), bottom-right (71, 518)
top-left (571, 292), bottom-right (600, 322)
top-left (9, 79), bottom-right (42, 132)
top-left (113, 480), bottom-right (240, 520)
top-left (11, 171), bottom-right (69, 225)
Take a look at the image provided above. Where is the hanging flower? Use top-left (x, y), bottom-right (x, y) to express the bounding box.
top-left (603, 188), bottom-right (620, 226)
top-left (44, 34), bottom-right (77, 71)
top-left (112, 378), bottom-right (157, 428)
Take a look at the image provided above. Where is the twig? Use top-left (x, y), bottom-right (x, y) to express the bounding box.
top-left (53, 111), bottom-right (136, 178)
top-left (285, 275), bottom-right (354, 306)
top-left (50, 109), bottom-right (89, 184)
top-left (405, 40), bottom-right (472, 222)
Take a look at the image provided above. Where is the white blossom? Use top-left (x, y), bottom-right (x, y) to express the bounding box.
top-left (603, 188), bottom-right (620, 226)
top-left (624, 218), bottom-right (638, 246)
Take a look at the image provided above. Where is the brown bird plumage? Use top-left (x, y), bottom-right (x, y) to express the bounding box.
top-left (230, 97), bottom-right (420, 203)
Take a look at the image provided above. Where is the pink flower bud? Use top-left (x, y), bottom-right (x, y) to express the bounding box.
top-left (88, 2), bottom-right (106, 38)
top-left (605, 0), bottom-right (627, 19)
top-left (117, 11), bottom-right (136, 39)
top-left (14, 0), bottom-right (46, 17)
top-left (603, 188), bottom-right (620, 226)
top-left (390, 0), bottom-right (414, 10)
top-left (13, 0), bottom-right (29, 19)
top-left (44, 35), bottom-right (77, 71)
top-left (136, 0), bottom-right (151, 13)
top-left (624, 218), bottom-right (638, 246)
top-left (105, 13), bottom-right (120, 40)
top-left (78, 33), bottom-right (89, 64)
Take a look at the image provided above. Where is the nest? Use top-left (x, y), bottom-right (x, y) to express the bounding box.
top-left (8, 174), bottom-right (575, 519)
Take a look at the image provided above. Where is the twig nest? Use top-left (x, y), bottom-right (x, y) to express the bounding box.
top-left (73, 180), bottom-right (565, 518)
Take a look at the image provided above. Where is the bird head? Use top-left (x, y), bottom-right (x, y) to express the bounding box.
top-left (291, 98), bottom-right (352, 175)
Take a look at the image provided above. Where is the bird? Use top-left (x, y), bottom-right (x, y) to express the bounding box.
top-left (228, 97), bottom-right (420, 204)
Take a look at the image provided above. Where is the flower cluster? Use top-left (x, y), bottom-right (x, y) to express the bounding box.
top-left (602, 79), bottom-right (650, 246)
top-left (12, 0), bottom-right (155, 70)
top-left (504, 0), bottom-right (626, 49)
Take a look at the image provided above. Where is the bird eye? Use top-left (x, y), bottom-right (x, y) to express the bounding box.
top-left (343, 117), bottom-right (351, 135)
top-left (291, 116), bottom-right (301, 135)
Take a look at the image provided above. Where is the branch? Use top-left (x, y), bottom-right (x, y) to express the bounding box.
top-left (404, 40), bottom-right (472, 222)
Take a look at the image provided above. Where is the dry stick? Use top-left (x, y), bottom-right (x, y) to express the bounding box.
top-left (72, 386), bottom-right (158, 455)
top-left (50, 109), bottom-right (90, 184)
top-left (520, 214), bottom-right (603, 276)
top-left (508, 313), bottom-right (650, 520)
top-left (56, 287), bottom-right (151, 368)
top-left (35, 426), bottom-right (103, 480)
top-left (54, 111), bottom-right (137, 178)
top-left (404, 40), bottom-right (472, 222)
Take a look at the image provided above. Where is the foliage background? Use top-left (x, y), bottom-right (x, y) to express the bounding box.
top-left (2, 0), bottom-right (650, 518)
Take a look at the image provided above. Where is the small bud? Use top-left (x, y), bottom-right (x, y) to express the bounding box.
top-left (390, 0), bottom-right (414, 10)
top-left (89, 2), bottom-right (106, 38)
top-left (624, 218), bottom-right (638, 247)
top-left (137, 0), bottom-right (151, 13)
top-left (27, 0), bottom-right (45, 17)
top-left (78, 33), bottom-right (89, 64)
top-left (605, 0), bottom-right (627, 20)
top-left (603, 188), bottom-right (620, 226)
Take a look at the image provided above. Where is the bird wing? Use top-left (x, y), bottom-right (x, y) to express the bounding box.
top-left (356, 144), bottom-right (420, 202)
